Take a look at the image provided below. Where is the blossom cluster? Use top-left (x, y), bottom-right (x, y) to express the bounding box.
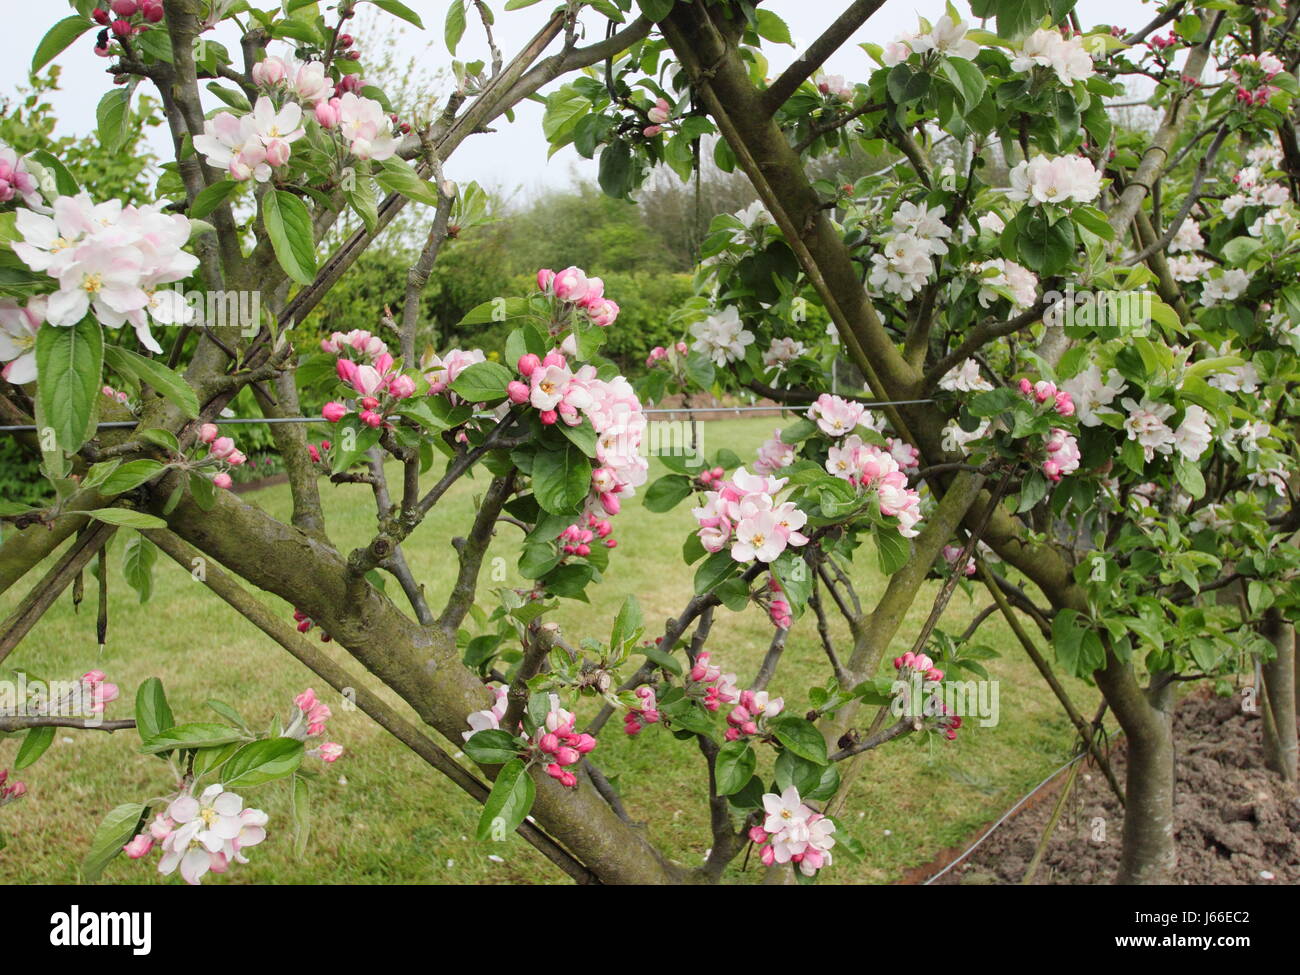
top-left (868, 201), bottom-right (952, 300)
top-left (197, 423), bottom-right (247, 490)
top-left (974, 258), bottom-right (1038, 310)
top-left (537, 703), bottom-right (597, 789)
top-left (537, 266), bottom-right (621, 328)
top-left (882, 15), bottom-right (979, 64)
top-left (14, 193), bottom-right (199, 353)
top-left (290, 689), bottom-right (344, 763)
top-left (1008, 155), bottom-right (1103, 207)
top-left (0, 769), bottom-right (27, 806)
top-left (320, 329), bottom-right (418, 429)
top-left (1010, 28), bottom-right (1095, 86)
top-left (749, 786), bottom-right (836, 876)
top-left (690, 306), bottom-right (754, 366)
top-left (559, 514), bottom-right (617, 557)
top-left (623, 685), bottom-right (660, 735)
top-left (1229, 52), bottom-right (1285, 107)
top-left (1120, 397), bottom-right (1213, 463)
top-left (91, 1), bottom-right (165, 52)
top-left (691, 467), bottom-right (811, 562)
top-left (291, 608), bottom-right (332, 642)
top-left (509, 350), bottom-right (650, 509)
top-left (725, 686), bottom-right (784, 742)
top-left (125, 785), bottom-right (269, 885)
top-left (824, 436), bottom-right (923, 537)
top-left (688, 651), bottom-right (739, 712)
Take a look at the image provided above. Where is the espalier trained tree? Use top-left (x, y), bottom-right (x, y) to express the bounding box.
top-left (0, 0), bottom-right (1296, 886)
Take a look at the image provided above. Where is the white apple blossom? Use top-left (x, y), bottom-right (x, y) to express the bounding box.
top-left (690, 306), bottom-right (755, 366)
top-left (0, 296), bottom-right (44, 384)
top-left (1173, 405), bottom-right (1213, 461)
top-left (156, 785), bottom-right (268, 885)
top-left (1121, 397), bottom-right (1177, 461)
top-left (1061, 364), bottom-right (1125, 427)
top-left (1200, 268), bottom-right (1251, 306)
top-left (1008, 155), bottom-right (1103, 205)
top-left (937, 357), bottom-right (992, 393)
top-left (1009, 28), bottom-right (1095, 86)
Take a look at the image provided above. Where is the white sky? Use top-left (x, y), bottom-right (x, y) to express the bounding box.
top-left (4, 0), bottom-right (1146, 196)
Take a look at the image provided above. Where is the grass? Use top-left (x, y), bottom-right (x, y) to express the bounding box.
top-left (0, 416), bottom-right (1105, 884)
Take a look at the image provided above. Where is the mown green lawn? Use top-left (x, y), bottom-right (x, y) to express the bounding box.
top-left (0, 416), bottom-right (1104, 884)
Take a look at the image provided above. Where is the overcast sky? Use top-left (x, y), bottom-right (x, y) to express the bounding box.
top-left (4, 0), bottom-right (1145, 197)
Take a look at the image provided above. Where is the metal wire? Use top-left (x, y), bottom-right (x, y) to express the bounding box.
top-left (921, 751), bottom-right (1087, 885)
top-left (0, 399), bottom-right (937, 434)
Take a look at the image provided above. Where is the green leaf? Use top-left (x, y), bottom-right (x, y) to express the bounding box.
top-left (637, 0), bottom-right (676, 21)
top-left (87, 509), bottom-right (167, 530)
top-left (610, 593), bottom-right (643, 650)
top-left (345, 174), bottom-right (379, 233)
top-left (1051, 608), bottom-right (1104, 677)
top-left (874, 526), bottom-right (910, 575)
top-left (940, 56), bottom-right (987, 110)
top-left (753, 8), bottom-right (793, 45)
top-left (1174, 457), bottom-right (1206, 500)
top-left (463, 729), bottom-right (522, 765)
top-left (95, 88), bottom-right (133, 155)
top-left (693, 548), bottom-right (738, 595)
top-left (191, 179), bottom-right (240, 219)
top-left (771, 715), bottom-right (828, 765)
top-left (445, 0), bottom-right (466, 54)
top-left (369, 0), bottom-right (425, 28)
top-left (643, 474), bottom-right (693, 512)
top-left (638, 646), bottom-right (682, 676)
top-left (449, 360), bottom-right (513, 402)
top-left (81, 802), bottom-right (146, 882)
top-left (33, 16), bottom-right (92, 75)
top-left (598, 140), bottom-right (635, 200)
top-left (133, 677), bottom-right (174, 743)
top-left (103, 344), bottom-right (200, 418)
top-left (374, 157), bottom-right (442, 207)
top-left (36, 316), bottom-right (102, 452)
top-left (122, 533), bottom-right (157, 603)
top-left (26, 149), bottom-right (80, 196)
top-left (139, 722), bottom-right (244, 755)
top-left (714, 739), bottom-right (756, 796)
top-left (14, 726), bottom-right (55, 770)
top-left (100, 460), bottom-right (165, 495)
top-left (220, 737), bottom-right (305, 789)
top-left (532, 442), bottom-right (590, 515)
top-left (262, 189), bottom-right (317, 286)
top-left (476, 758), bottom-right (536, 841)
top-left (558, 418), bottom-right (598, 457)
top-left (770, 549), bottom-right (812, 618)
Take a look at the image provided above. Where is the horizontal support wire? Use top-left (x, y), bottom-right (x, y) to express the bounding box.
top-left (0, 399), bottom-right (937, 434)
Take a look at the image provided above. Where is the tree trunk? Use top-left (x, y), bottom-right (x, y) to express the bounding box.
top-left (1095, 654), bottom-right (1177, 884)
top-left (1260, 611), bottom-right (1298, 782)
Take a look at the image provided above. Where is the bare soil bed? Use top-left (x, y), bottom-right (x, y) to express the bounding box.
top-left (927, 693), bottom-right (1300, 885)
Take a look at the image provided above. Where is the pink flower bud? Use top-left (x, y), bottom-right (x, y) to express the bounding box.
top-left (82, 670), bottom-right (108, 685)
top-left (209, 436), bottom-right (235, 459)
top-left (315, 98), bottom-right (342, 129)
top-left (643, 125), bottom-right (663, 137)
top-left (555, 746), bottom-right (580, 766)
top-left (318, 742), bottom-right (344, 762)
top-left (539, 409), bottom-right (558, 425)
top-left (111, 0), bottom-right (138, 15)
top-left (388, 374), bottom-right (416, 399)
top-left (93, 8), bottom-right (111, 24)
top-left (537, 268), bottom-right (555, 293)
top-left (507, 381), bottom-right (530, 404)
top-left (322, 401), bottom-right (347, 423)
top-left (123, 834), bottom-right (153, 859)
top-left (517, 353), bottom-right (541, 377)
top-left (264, 138), bottom-right (291, 168)
top-left (552, 266), bottom-right (589, 303)
top-left (599, 492), bottom-right (621, 516)
top-left (539, 732), bottom-right (559, 754)
top-left (212, 472), bottom-right (233, 490)
top-left (198, 423), bottom-right (219, 443)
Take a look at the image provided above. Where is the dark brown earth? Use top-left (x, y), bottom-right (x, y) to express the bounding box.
top-left (924, 693), bottom-right (1300, 885)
